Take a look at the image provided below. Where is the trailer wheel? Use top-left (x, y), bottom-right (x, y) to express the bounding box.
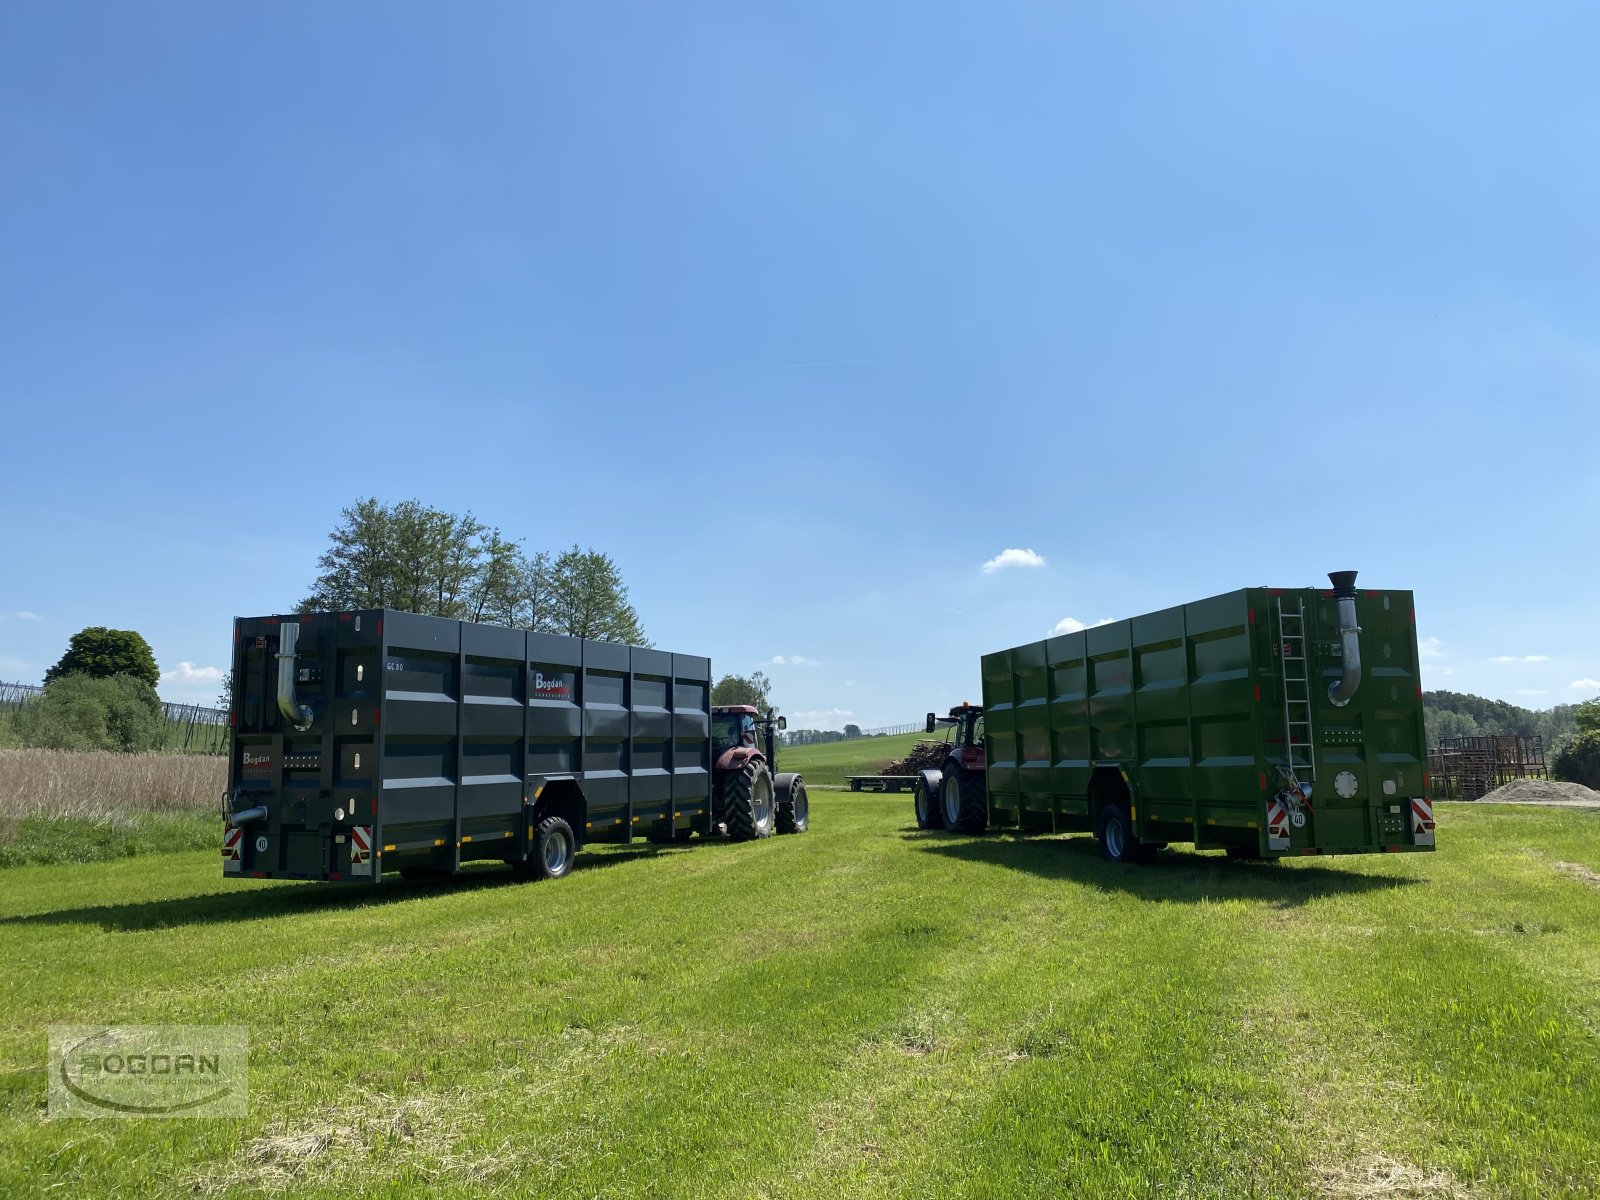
top-left (1096, 801), bottom-right (1154, 864)
top-left (517, 815), bottom-right (577, 880)
top-left (776, 777), bottom-right (809, 834)
top-left (913, 776), bottom-right (941, 830)
top-left (941, 766), bottom-right (987, 834)
top-left (722, 762), bottom-right (775, 841)
top-left (850, 778), bottom-right (862, 792)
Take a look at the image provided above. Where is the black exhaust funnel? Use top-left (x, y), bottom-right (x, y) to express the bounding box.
top-left (1328, 570), bottom-right (1359, 598)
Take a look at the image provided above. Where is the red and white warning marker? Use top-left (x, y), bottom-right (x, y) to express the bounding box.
top-left (1411, 797), bottom-right (1436, 847)
top-left (349, 825), bottom-right (374, 875)
top-left (222, 826), bottom-right (243, 872)
top-left (1266, 797), bottom-right (1292, 851)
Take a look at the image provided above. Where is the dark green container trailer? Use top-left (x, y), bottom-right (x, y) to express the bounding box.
top-left (968, 572), bottom-right (1436, 861)
top-left (222, 609), bottom-right (806, 884)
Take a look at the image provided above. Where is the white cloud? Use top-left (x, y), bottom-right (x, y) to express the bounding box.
top-left (791, 708), bottom-right (856, 730)
top-left (1051, 616), bottom-right (1113, 636)
top-left (843, 680), bottom-right (858, 687)
top-left (1570, 678), bottom-right (1600, 691)
top-left (767, 654), bottom-right (821, 667)
top-left (1490, 655), bottom-right (1550, 663)
top-left (1514, 689), bottom-right (1549, 696)
top-left (982, 547), bottom-right (1045, 574)
top-left (1417, 637), bottom-right (1444, 658)
top-left (0, 611), bottom-right (43, 622)
top-left (161, 662), bottom-right (225, 685)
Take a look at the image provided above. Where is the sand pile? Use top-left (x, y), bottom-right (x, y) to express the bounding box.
top-left (1477, 778), bottom-right (1600, 805)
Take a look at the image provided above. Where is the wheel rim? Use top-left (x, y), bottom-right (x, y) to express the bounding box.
top-left (915, 785), bottom-right (929, 823)
top-left (1105, 815), bottom-right (1125, 859)
top-left (543, 829), bottom-right (571, 873)
top-left (754, 775), bottom-right (773, 827)
top-left (796, 787), bottom-right (809, 827)
top-left (943, 775), bottom-right (961, 827)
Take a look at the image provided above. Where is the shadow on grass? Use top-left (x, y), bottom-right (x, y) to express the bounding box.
top-left (907, 830), bottom-right (1418, 905)
top-left (0, 841), bottom-right (711, 932)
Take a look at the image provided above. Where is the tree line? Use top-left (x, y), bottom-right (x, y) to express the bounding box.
top-left (1423, 689), bottom-right (1580, 749)
top-left (299, 498), bottom-right (647, 644)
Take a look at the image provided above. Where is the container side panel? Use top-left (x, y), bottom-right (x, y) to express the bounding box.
top-left (1087, 621), bottom-right (1134, 764)
top-left (1046, 633), bottom-right (1091, 810)
top-left (1184, 590), bottom-right (1257, 812)
top-left (1013, 641), bottom-right (1053, 813)
top-left (671, 655), bottom-right (711, 806)
top-left (980, 650), bottom-right (1020, 812)
top-left (1132, 605), bottom-right (1191, 806)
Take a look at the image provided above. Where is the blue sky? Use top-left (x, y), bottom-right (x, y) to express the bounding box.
top-left (2, 2), bottom-right (1596, 724)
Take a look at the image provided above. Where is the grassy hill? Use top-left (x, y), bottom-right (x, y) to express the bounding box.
top-left (780, 730), bottom-right (944, 787)
top-left (4, 796), bottom-right (1597, 1197)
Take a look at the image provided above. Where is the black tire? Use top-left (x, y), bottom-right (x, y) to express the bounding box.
top-left (721, 761), bottom-right (775, 841)
top-left (913, 776), bottom-right (940, 830)
top-left (850, 778), bottom-right (862, 792)
top-left (940, 765), bottom-right (987, 834)
top-left (515, 815), bottom-right (577, 880)
top-left (1096, 800), bottom-right (1154, 864)
top-left (776, 779), bottom-right (809, 834)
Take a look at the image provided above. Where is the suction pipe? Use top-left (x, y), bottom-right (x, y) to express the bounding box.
top-left (1327, 570), bottom-right (1362, 707)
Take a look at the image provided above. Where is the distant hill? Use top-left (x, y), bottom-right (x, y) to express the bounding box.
top-left (1424, 690), bottom-right (1580, 749)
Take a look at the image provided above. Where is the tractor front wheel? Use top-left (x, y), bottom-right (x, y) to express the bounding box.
top-left (721, 762), bottom-right (775, 841)
top-left (776, 777), bottom-right (809, 834)
top-left (913, 775), bottom-right (940, 830)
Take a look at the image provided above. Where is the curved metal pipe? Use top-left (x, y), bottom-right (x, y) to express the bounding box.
top-left (276, 623), bottom-right (314, 730)
top-left (1327, 570), bottom-right (1362, 707)
top-left (229, 805), bottom-right (269, 827)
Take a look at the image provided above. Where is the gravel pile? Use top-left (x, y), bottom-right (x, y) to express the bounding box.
top-left (1477, 778), bottom-right (1600, 805)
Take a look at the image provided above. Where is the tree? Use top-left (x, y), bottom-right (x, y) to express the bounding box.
top-left (712, 671), bottom-right (772, 710)
top-left (1574, 696), bottom-right (1600, 737)
top-left (297, 502), bottom-right (648, 645)
top-left (843, 724), bottom-right (863, 738)
top-left (545, 545), bottom-right (649, 645)
top-left (299, 498), bottom-right (496, 618)
top-left (14, 673), bottom-right (165, 752)
top-left (45, 627), bottom-right (160, 690)
top-left (1551, 731), bottom-right (1600, 790)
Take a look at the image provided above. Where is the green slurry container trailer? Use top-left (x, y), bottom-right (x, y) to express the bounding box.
top-left (931, 571), bottom-right (1435, 861)
top-left (222, 610), bottom-right (808, 884)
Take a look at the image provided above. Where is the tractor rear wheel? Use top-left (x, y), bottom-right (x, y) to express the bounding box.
top-left (776, 778), bottom-right (809, 834)
top-left (941, 766), bottom-right (987, 834)
top-left (721, 762), bottom-right (775, 841)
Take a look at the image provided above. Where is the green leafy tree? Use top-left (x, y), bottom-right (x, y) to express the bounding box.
top-left (546, 545), bottom-right (649, 645)
top-left (44, 627), bottom-right (160, 690)
top-left (298, 502), bottom-right (647, 645)
top-left (1551, 732), bottom-right (1600, 790)
top-left (14, 674), bottom-right (165, 752)
top-left (1574, 696), bottom-right (1600, 737)
top-left (712, 671), bottom-right (772, 710)
top-left (843, 723), bottom-right (863, 738)
top-left (299, 498), bottom-right (497, 618)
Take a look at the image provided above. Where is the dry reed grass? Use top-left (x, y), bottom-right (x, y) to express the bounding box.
top-left (0, 748), bottom-right (224, 819)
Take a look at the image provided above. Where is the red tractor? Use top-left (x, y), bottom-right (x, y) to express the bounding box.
top-left (912, 703), bottom-right (987, 834)
top-left (706, 706), bottom-right (809, 840)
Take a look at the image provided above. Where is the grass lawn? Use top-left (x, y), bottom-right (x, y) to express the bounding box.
top-left (2, 795), bottom-right (1598, 1198)
top-left (781, 730), bottom-right (943, 787)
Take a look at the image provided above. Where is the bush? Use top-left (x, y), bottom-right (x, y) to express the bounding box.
top-left (44, 626), bottom-right (160, 690)
top-left (1550, 730), bottom-right (1600, 791)
top-left (12, 674), bottom-right (166, 753)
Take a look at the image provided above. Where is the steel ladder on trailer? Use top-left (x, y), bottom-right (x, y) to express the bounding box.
top-left (1275, 595), bottom-right (1317, 785)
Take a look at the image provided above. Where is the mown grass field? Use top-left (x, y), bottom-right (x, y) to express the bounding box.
top-left (2, 793), bottom-right (1598, 1198)
top-left (781, 730), bottom-right (940, 787)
